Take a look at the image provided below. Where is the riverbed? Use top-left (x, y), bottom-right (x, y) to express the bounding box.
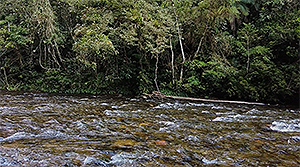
top-left (0, 91), bottom-right (299, 166)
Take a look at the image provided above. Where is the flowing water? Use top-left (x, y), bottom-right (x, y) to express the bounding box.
top-left (0, 91), bottom-right (299, 166)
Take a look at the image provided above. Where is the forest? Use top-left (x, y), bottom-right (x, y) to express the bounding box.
top-left (0, 0), bottom-right (299, 105)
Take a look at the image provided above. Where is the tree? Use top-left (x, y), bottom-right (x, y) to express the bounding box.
top-left (0, 0), bottom-right (32, 89)
top-left (31, 0), bottom-right (64, 70)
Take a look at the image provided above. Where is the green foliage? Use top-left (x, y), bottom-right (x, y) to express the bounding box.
top-left (137, 70), bottom-right (153, 94)
top-left (0, 0), bottom-right (298, 105)
top-left (0, 15), bottom-right (31, 53)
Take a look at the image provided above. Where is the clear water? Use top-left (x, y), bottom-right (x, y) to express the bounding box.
top-left (0, 91), bottom-right (299, 166)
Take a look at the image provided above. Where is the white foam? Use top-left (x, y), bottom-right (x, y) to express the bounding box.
top-left (270, 120), bottom-right (300, 133)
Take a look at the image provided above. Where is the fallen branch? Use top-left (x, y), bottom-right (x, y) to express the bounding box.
top-left (143, 91), bottom-right (265, 106)
top-left (166, 95), bottom-right (265, 106)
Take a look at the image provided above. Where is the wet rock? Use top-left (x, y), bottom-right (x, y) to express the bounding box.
top-left (155, 114), bottom-right (169, 119)
top-left (1, 132), bottom-right (35, 142)
top-left (211, 106), bottom-right (225, 110)
top-left (213, 116), bottom-right (234, 122)
top-left (38, 129), bottom-right (68, 139)
top-left (74, 120), bottom-right (86, 129)
top-left (158, 127), bottom-right (171, 133)
top-left (202, 110), bottom-right (210, 114)
top-left (192, 153), bottom-right (203, 161)
top-left (189, 103), bottom-right (214, 107)
top-left (100, 102), bottom-right (109, 106)
top-left (260, 124), bottom-right (274, 132)
top-left (215, 111), bottom-right (236, 116)
top-left (0, 157), bottom-right (8, 166)
top-left (83, 157), bottom-right (107, 166)
top-left (153, 103), bottom-right (172, 109)
top-left (153, 102), bottom-right (191, 109)
top-left (111, 106), bottom-right (120, 109)
top-left (182, 156), bottom-right (192, 162)
top-left (202, 158), bottom-right (221, 165)
top-left (108, 152), bottom-right (136, 166)
top-left (185, 135), bottom-right (200, 142)
top-left (155, 140), bottom-right (167, 146)
top-left (288, 136), bottom-right (300, 143)
top-left (80, 98), bottom-right (89, 101)
top-left (159, 121), bottom-right (175, 126)
top-left (246, 108), bottom-right (263, 115)
top-left (158, 121), bottom-right (179, 133)
top-left (35, 106), bottom-right (52, 112)
top-left (104, 110), bottom-right (125, 117)
top-left (0, 157), bottom-right (18, 166)
top-left (64, 152), bottom-right (79, 158)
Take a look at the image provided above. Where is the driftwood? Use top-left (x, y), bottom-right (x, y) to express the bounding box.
top-left (144, 91), bottom-right (265, 106)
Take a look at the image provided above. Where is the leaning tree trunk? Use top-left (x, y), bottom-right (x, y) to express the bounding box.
top-left (194, 25), bottom-right (208, 59)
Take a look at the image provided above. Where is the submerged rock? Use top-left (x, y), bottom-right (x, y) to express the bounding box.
top-left (155, 140), bottom-right (167, 146)
top-left (111, 139), bottom-right (136, 149)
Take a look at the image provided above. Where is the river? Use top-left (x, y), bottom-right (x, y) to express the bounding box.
top-left (0, 91), bottom-right (299, 166)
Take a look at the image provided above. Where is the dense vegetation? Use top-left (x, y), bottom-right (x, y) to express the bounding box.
top-left (0, 0), bottom-right (299, 105)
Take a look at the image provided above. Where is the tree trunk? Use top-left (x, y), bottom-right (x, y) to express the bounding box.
top-left (246, 36), bottom-right (250, 73)
top-left (173, 4), bottom-right (185, 82)
top-left (144, 92), bottom-right (265, 106)
top-left (170, 36), bottom-right (175, 84)
top-left (194, 26), bottom-right (208, 59)
top-left (154, 54), bottom-right (160, 92)
top-left (2, 67), bottom-right (9, 88)
top-left (166, 95), bottom-right (265, 106)
top-left (298, 37), bottom-right (300, 58)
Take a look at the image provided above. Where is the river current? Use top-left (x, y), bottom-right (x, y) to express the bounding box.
top-left (0, 91), bottom-right (299, 166)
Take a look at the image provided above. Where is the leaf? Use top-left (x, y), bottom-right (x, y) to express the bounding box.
top-left (0, 20), bottom-right (7, 25)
